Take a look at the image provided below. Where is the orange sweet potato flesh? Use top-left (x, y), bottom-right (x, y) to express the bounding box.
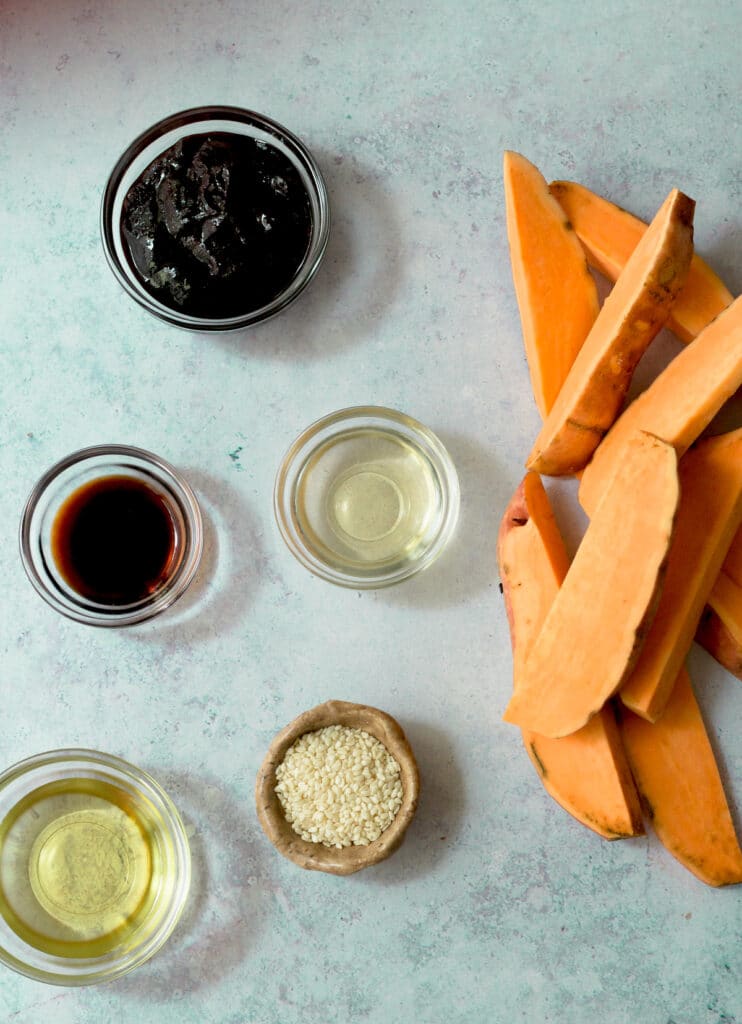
top-left (619, 669), bottom-right (742, 886)
top-left (503, 152), bottom-right (600, 419)
top-left (718, 526), bottom-right (742, 588)
top-left (550, 180), bottom-right (733, 343)
top-left (707, 569), bottom-right (742, 646)
top-left (696, 606), bottom-right (742, 681)
top-left (526, 189), bottom-right (695, 476)
top-left (620, 428), bottom-right (742, 721)
top-left (498, 473), bottom-right (643, 839)
top-left (705, 529), bottom-right (742, 645)
top-left (579, 294), bottom-right (742, 516)
top-left (503, 431), bottom-right (678, 738)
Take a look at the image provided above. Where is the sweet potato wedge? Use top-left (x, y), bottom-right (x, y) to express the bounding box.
top-left (619, 669), bottom-right (742, 886)
top-left (706, 531), bottom-right (742, 648)
top-left (498, 473), bottom-right (643, 839)
top-left (527, 189), bottom-right (694, 476)
top-left (696, 606), bottom-right (742, 681)
top-left (498, 472), bottom-right (571, 656)
top-left (579, 294), bottom-right (742, 516)
top-left (620, 428), bottom-right (742, 721)
top-left (503, 152), bottom-right (600, 418)
top-left (707, 570), bottom-right (742, 646)
top-left (718, 525), bottom-right (742, 588)
top-left (550, 180), bottom-right (733, 343)
top-left (503, 431), bottom-right (678, 738)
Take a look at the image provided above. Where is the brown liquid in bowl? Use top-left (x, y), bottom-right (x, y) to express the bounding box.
top-left (50, 476), bottom-right (176, 605)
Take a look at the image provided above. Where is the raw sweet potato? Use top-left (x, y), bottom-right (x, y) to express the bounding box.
top-left (550, 180), bottom-right (733, 343)
top-left (620, 428), bottom-right (742, 721)
top-left (619, 669), bottom-right (742, 886)
top-left (503, 152), bottom-right (600, 418)
top-left (503, 431), bottom-right (678, 738)
top-left (718, 526), bottom-right (742, 588)
top-left (696, 606), bottom-right (742, 681)
top-left (579, 294), bottom-right (742, 516)
top-left (707, 569), bottom-right (742, 646)
top-left (498, 473), bottom-right (643, 839)
top-left (706, 531), bottom-right (742, 647)
top-left (498, 472), bottom-right (571, 656)
top-left (526, 189), bottom-right (695, 476)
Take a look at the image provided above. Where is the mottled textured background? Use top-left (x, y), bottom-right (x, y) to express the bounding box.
top-left (1, 1), bottom-right (741, 1021)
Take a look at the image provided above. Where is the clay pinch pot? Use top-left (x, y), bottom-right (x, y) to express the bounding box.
top-left (255, 700), bottom-right (420, 875)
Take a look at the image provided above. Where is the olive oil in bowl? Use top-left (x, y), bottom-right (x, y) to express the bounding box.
top-left (0, 750), bottom-right (190, 984)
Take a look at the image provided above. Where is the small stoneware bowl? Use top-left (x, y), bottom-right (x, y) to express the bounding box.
top-left (255, 700), bottom-right (420, 875)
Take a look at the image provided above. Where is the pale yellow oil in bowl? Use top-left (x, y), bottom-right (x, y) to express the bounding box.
top-left (295, 427), bottom-right (442, 572)
top-left (0, 778), bottom-right (170, 959)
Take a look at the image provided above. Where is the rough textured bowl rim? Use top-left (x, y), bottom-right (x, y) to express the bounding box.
top-left (19, 444), bottom-right (203, 627)
top-left (0, 748), bottom-right (191, 986)
top-left (273, 405), bottom-right (460, 589)
top-left (100, 104), bottom-right (330, 331)
top-left (255, 700), bottom-right (420, 875)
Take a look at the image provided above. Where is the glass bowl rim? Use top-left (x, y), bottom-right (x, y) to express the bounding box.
top-left (100, 104), bottom-right (331, 331)
top-left (19, 443), bottom-right (203, 627)
top-left (273, 405), bottom-right (460, 589)
top-left (0, 747), bottom-right (191, 986)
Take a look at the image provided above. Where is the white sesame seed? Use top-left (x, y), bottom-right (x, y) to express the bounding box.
top-left (274, 725), bottom-right (404, 848)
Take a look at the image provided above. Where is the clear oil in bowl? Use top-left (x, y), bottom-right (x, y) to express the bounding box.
top-left (294, 426), bottom-right (443, 573)
top-left (0, 778), bottom-right (176, 959)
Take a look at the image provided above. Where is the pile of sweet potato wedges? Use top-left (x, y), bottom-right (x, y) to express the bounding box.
top-left (499, 152), bottom-right (742, 886)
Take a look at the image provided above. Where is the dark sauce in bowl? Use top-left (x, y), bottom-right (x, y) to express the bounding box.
top-left (51, 476), bottom-right (177, 605)
top-left (120, 132), bottom-right (313, 319)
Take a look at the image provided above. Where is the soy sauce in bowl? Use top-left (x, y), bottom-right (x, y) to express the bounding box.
top-left (51, 476), bottom-right (177, 605)
top-left (20, 445), bottom-right (203, 627)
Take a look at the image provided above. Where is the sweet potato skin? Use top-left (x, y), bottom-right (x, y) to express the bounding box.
top-left (498, 474), bottom-right (643, 839)
top-left (527, 189), bottom-right (695, 476)
top-left (498, 473), bottom-right (570, 653)
top-left (550, 180), bottom-right (733, 344)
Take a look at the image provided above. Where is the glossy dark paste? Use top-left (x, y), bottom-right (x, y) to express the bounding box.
top-left (121, 132), bottom-right (312, 319)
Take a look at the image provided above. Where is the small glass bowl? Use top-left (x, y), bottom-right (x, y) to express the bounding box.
top-left (274, 406), bottom-right (460, 588)
top-left (100, 105), bottom-right (330, 331)
top-left (19, 444), bottom-right (203, 627)
top-left (0, 748), bottom-right (191, 986)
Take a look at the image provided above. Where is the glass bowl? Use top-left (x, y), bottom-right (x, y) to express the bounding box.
top-left (274, 406), bottom-right (460, 588)
top-left (101, 105), bottom-right (330, 331)
top-left (0, 748), bottom-right (191, 986)
top-left (19, 444), bottom-right (203, 627)
top-left (255, 700), bottom-right (420, 875)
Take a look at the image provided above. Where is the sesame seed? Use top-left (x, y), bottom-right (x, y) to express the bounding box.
top-left (274, 725), bottom-right (404, 848)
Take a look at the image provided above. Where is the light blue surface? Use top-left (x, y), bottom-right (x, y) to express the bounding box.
top-left (1, 1), bottom-right (741, 1021)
